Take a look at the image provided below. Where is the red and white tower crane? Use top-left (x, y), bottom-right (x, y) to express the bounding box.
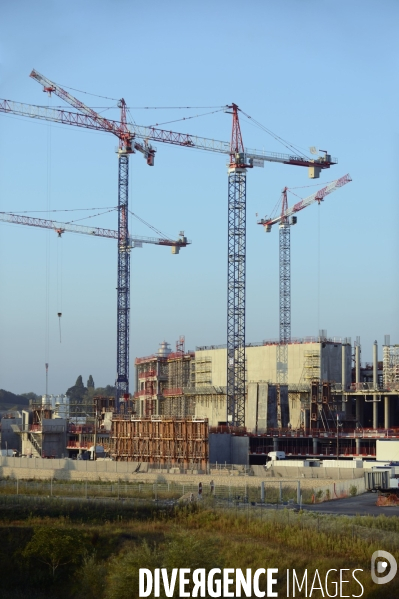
top-left (0, 211), bottom-right (189, 250)
top-left (257, 173), bottom-right (352, 384)
top-left (0, 76), bottom-right (338, 422)
top-left (27, 69), bottom-right (157, 406)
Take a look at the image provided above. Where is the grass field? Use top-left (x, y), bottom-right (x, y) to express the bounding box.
top-left (0, 493), bottom-right (398, 598)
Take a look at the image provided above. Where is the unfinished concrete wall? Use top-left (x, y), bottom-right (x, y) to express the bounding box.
top-left (0, 417), bottom-right (22, 453)
top-left (209, 434), bottom-right (249, 466)
top-left (247, 347), bottom-right (277, 384)
top-left (246, 383), bottom-right (258, 431)
top-left (257, 383), bottom-right (269, 431)
top-left (195, 383), bottom-right (295, 432)
top-left (321, 343), bottom-right (351, 387)
top-left (231, 436), bottom-right (249, 466)
top-left (42, 419), bottom-right (67, 458)
top-left (195, 342), bottom-right (347, 388)
top-left (280, 385), bottom-right (289, 427)
top-left (288, 393), bottom-right (305, 429)
top-left (194, 395), bottom-right (226, 425)
top-left (209, 434), bottom-right (231, 464)
top-left (266, 384), bottom-right (277, 430)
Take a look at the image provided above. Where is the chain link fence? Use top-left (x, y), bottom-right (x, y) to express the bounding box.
top-left (0, 478), bottom-right (305, 504)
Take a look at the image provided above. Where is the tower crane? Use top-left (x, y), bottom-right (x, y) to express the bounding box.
top-left (257, 173), bottom-right (352, 384)
top-left (29, 69), bottom-right (156, 407)
top-left (0, 76), bottom-right (337, 422)
top-left (0, 211), bottom-right (189, 250)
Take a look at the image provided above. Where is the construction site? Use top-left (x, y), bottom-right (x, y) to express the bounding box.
top-left (2, 334), bottom-right (398, 469)
top-left (0, 70), bottom-right (398, 471)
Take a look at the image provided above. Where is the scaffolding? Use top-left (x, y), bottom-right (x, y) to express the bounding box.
top-left (304, 349), bottom-right (320, 380)
top-left (383, 345), bottom-right (399, 390)
top-left (111, 416), bottom-right (208, 468)
top-left (134, 339), bottom-right (195, 417)
top-left (195, 356), bottom-right (213, 386)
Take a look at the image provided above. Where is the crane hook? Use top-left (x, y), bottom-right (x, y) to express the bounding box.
top-left (57, 312), bottom-right (62, 343)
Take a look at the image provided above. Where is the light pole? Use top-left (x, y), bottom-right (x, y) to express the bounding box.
top-left (336, 413), bottom-right (339, 460)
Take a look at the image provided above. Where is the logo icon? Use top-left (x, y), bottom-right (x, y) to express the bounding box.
top-left (371, 550), bottom-right (397, 585)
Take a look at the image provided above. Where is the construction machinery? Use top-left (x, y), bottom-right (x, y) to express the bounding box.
top-left (1, 76), bottom-right (338, 421)
top-left (258, 174), bottom-right (352, 384)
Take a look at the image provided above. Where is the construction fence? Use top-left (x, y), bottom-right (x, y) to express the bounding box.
top-left (0, 477), bottom-right (365, 504)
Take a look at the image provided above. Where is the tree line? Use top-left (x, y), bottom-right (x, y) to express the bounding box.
top-left (65, 375), bottom-right (116, 417)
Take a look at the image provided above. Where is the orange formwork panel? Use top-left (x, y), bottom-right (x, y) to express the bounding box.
top-left (111, 416), bottom-right (209, 468)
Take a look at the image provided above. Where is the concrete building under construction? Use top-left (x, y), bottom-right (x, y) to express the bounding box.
top-left (134, 338), bottom-right (195, 417)
top-left (129, 334), bottom-right (399, 464)
top-left (2, 334), bottom-right (398, 467)
top-left (132, 335), bottom-right (352, 429)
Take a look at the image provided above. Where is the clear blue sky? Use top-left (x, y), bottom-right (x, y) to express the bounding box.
top-left (0, 0), bottom-right (397, 395)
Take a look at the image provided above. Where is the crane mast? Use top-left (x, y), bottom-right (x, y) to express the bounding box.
top-left (226, 105), bottom-right (252, 427)
top-left (278, 187), bottom-right (290, 384)
top-left (116, 99), bottom-right (132, 404)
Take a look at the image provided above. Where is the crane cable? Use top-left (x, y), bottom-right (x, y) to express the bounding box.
top-left (144, 107), bottom-right (228, 129)
top-left (317, 205), bottom-right (321, 334)
top-left (9, 205), bottom-right (116, 214)
top-left (57, 236), bottom-right (63, 343)
top-left (128, 210), bottom-right (173, 241)
top-left (45, 99), bottom-right (51, 387)
top-left (64, 207), bottom-right (117, 225)
top-left (239, 109), bottom-right (309, 160)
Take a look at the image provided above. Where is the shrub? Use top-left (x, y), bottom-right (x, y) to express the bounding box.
top-left (349, 485), bottom-right (357, 497)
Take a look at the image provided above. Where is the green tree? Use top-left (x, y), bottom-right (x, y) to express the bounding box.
top-left (105, 533), bottom-right (223, 599)
top-left (20, 391), bottom-right (41, 401)
top-left (22, 527), bottom-right (83, 579)
top-left (66, 375), bottom-right (88, 417)
top-left (162, 531), bottom-right (223, 597)
top-left (105, 541), bottom-right (161, 599)
top-left (87, 375), bottom-right (95, 389)
top-left (66, 375), bottom-right (87, 400)
top-left (73, 552), bottom-right (106, 599)
top-left (94, 385), bottom-right (116, 397)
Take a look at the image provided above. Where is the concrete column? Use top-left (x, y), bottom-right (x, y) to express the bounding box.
top-left (384, 396), bottom-right (390, 429)
top-left (373, 341), bottom-right (378, 390)
top-left (342, 345), bottom-right (347, 390)
top-left (312, 438), bottom-right (319, 455)
top-left (356, 396), bottom-right (364, 426)
top-left (373, 400), bottom-right (378, 429)
top-left (273, 437), bottom-right (279, 452)
top-left (355, 437), bottom-right (361, 455)
top-left (345, 397), bottom-right (352, 419)
top-left (355, 345), bottom-right (361, 386)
